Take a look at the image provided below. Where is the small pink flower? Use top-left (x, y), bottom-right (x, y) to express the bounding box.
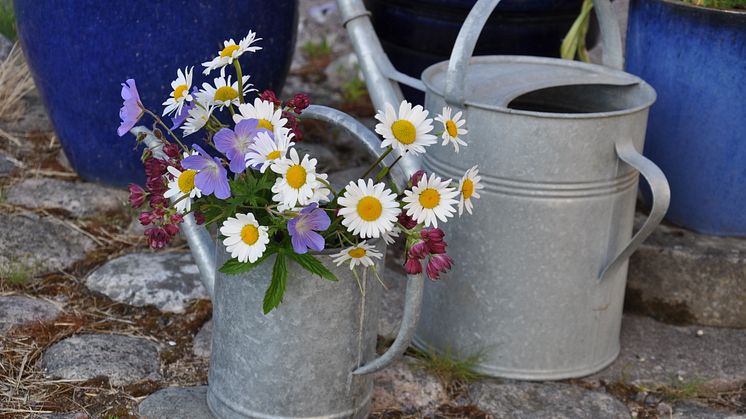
top-left (145, 227), bottom-right (170, 249)
top-left (408, 240), bottom-right (429, 259)
top-left (291, 93), bottom-right (310, 113)
top-left (410, 170), bottom-right (426, 187)
top-left (163, 143), bottom-right (180, 158)
top-left (404, 256), bottom-right (423, 275)
top-left (427, 240), bottom-right (447, 255)
top-left (421, 227), bottom-right (444, 243)
top-left (171, 213), bottom-right (184, 224)
top-left (128, 183), bottom-right (146, 208)
top-left (148, 193), bottom-right (167, 208)
top-left (138, 211), bottom-right (155, 226)
top-left (426, 253), bottom-right (453, 280)
top-left (398, 212), bottom-right (417, 230)
top-left (144, 158), bottom-right (168, 180)
top-left (194, 212), bottom-right (206, 225)
top-left (259, 89), bottom-right (281, 107)
top-left (164, 223), bottom-right (180, 236)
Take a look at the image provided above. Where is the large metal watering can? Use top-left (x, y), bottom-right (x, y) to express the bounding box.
top-left (143, 106), bottom-right (424, 418)
top-left (339, 0), bottom-right (671, 379)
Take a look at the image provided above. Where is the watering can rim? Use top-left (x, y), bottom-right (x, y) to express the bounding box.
top-left (421, 55), bottom-right (658, 120)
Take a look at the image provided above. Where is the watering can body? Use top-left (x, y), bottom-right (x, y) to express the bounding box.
top-left (142, 106), bottom-right (424, 418)
top-left (339, 0), bottom-right (670, 379)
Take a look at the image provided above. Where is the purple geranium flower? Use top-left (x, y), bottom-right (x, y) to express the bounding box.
top-left (181, 144), bottom-right (231, 199)
top-left (118, 79), bottom-right (144, 136)
top-left (171, 101), bottom-right (195, 130)
top-left (288, 203), bottom-right (331, 254)
top-left (214, 119), bottom-right (270, 173)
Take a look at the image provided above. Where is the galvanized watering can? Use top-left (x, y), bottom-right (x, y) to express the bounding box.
top-left (339, 0), bottom-right (671, 379)
top-left (145, 106), bottom-right (424, 418)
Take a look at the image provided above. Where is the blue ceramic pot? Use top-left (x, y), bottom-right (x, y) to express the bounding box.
top-left (626, 0), bottom-right (746, 236)
top-left (365, 0), bottom-right (598, 104)
top-left (15, 1), bottom-right (298, 187)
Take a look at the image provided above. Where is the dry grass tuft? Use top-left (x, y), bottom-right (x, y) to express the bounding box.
top-left (0, 42), bottom-right (34, 121)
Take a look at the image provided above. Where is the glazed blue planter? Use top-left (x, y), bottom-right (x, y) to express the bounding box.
top-left (365, 0), bottom-right (599, 104)
top-left (15, 1), bottom-right (298, 187)
top-left (626, 0), bottom-right (746, 236)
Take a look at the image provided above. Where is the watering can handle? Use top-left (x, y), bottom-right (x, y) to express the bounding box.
top-left (444, 0), bottom-right (625, 107)
top-left (300, 105), bottom-right (425, 375)
top-left (599, 138), bottom-right (670, 282)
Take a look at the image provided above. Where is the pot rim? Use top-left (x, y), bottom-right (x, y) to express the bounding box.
top-left (660, 0), bottom-right (746, 16)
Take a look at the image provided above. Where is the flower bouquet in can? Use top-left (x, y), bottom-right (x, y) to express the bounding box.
top-left (119, 30), bottom-right (483, 313)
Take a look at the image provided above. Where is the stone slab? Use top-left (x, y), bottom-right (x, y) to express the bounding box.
top-left (138, 386), bottom-right (215, 419)
top-left (587, 315), bottom-right (746, 390)
top-left (85, 252), bottom-right (208, 313)
top-left (0, 151), bottom-right (20, 177)
top-left (0, 213), bottom-right (96, 276)
top-left (670, 401), bottom-right (746, 419)
top-left (5, 178), bottom-right (128, 218)
top-left (628, 215), bottom-right (746, 328)
top-left (0, 295), bottom-right (61, 332)
top-left (465, 381), bottom-right (630, 419)
top-left (372, 357), bottom-right (448, 414)
top-left (42, 334), bottom-right (160, 386)
top-left (192, 319), bottom-right (212, 358)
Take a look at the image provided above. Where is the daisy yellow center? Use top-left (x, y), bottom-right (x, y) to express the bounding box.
top-left (286, 165), bottom-right (307, 189)
top-left (214, 86), bottom-right (238, 102)
top-left (240, 224), bottom-right (259, 245)
top-left (177, 170), bottom-right (197, 193)
top-left (266, 150), bottom-right (282, 160)
top-left (357, 196), bottom-right (383, 221)
top-left (391, 120), bottom-right (417, 145)
top-left (445, 120), bottom-right (458, 138)
top-left (348, 247), bottom-right (366, 258)
top-left (173, 84), bottom-right (188, 100)
top-left (419, 188), bottom-right (441, 209)
top-left (257, 119), bottom-right (274, 131)
top-left (220, 44), bottom-right (240, 58)
top-left (462, 179), bottom-right (474, 200)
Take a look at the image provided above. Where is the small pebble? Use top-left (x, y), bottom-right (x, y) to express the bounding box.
top-left (168, 340), bottom-right (177, 346)
top-left (696, 329), bottom-right (704, 336)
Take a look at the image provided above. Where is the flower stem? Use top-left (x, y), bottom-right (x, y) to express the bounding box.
top-left (144, 109), bottom-right (188, 151)
top-left (316, 177), bottom-right (338, 198)
top-left (234, 60), bottom-right (245, 104)
top-left (360, 147), bottom-right (392, 180)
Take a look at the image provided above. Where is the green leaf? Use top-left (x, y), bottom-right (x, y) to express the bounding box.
top-left (263, 253), bottom-right (288, 314)
top-left (218, 250), bottom-right (274, 275)
top-left (287, 252), bottom-right (338, 282)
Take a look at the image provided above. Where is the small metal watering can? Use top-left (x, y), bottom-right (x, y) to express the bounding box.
top-left (143, 106), bottom-right (424, 418)
top-left (339, 0), bottom-right (671, 379)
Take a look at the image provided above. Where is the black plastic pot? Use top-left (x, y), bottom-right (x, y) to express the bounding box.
top-left (365, 0), bottom-right (599, 104)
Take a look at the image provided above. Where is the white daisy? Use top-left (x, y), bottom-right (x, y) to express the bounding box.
top-left (202, 30), bottom-right (262, 76)
top-left (381, 225), bottom-right (401, 245)
top-left (182, 104), bottom-right (213, 137)
top-left (195, 75), bottom-right (254, 110)
top-left (374, 101), bottom-right (436, 156)
top-left (270, 148), bottom-right (320, 211)
top-left (403, 173), bottom-right (459, 228)
top-left (332, 241), bottom-right (383, 270)
top-left (245, 130), bottom-right (295, 173)
top-left (233, 97), bottom-right (289, 139)
top-left (220, 212), bottom-right (270, 263)
top-left (338, 179), bottom-right (400, 239)
top-left (163, 164), bottom-right (202, 213)
top-left (435, 106), bottom-right (468, 153)
top-left (311, 172), bottom-right (332, 204)
top-left (458, 165), bottom-right (484, 216)
top-left (162, 67), bottom-right (194, 117)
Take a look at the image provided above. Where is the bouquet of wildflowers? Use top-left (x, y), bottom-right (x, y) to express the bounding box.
top-left (119, 31), bottom-right (483, 313)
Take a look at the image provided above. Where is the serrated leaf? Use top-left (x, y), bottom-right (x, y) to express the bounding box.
top-left (263, 253), bottom-right (288, 314)
top-left (287, 252), bottom-right (338, 282)
top-left (218, 250), bottom-right (274, 275)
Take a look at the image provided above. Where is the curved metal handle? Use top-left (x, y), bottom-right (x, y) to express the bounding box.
top-left (301, 105), bottom-right (425, 375)
top-left (599, 139), bottom-right (670, 282)
top-left (444, 0), bottom-right (624, 107)
top-left (353, 273), bottom-right (424, 375)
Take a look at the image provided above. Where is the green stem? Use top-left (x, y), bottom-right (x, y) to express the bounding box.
top-left (144, 109), bottom-right (188, 151)
top-left (234, 60), bottom-right (245, 104)
top-left (360, 147), bottom-right (392, 180)
top-left (316, 177), bottom-right (338, 198)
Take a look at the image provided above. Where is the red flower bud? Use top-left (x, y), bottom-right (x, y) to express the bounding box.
top-left (397, 212), bottom-right (418, 230)
top-left (144, 157), bottom-right (168, 179)
top-left (162, 143), bottom-right (180, 158)
top-left (404, 256), bottom-right (423, 275)
top-left (410, 170), bottom-right (426, 187)
top-left (408, 240), bottom-right (429, 259)
top-left (291, 93), bottom-right (310, 113)
top-left (144, 227), bottom-right (170, 249)
top-left (193, 211), bottom-right (206, 225)
top-left (164, 223), bottom-right (180, 236)
top-left (138, 211), bottom-right (155, 226)
top-left (259, 89), bottom-right (281, 107)
top-left (128, 183), bottom-right (146, 208)
top-left (426, 253), bottom-right (453, 280)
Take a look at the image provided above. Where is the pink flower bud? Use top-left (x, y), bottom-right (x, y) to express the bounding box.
top-left (427, 240), bottom-right (447, 255)
top-left (170, 213), bottom-right (184, 224)
top-left (259, 89), bottom-right (281, 107)
top-left (128, 183), bottom-right (146, 208)
top-left (410, 170), bottom-right (426, 187)
top-left (193, 211), bottom-right (206, 225)
top-left (292, 93), bottom-right (311, 113)
top-left (404, 256), bottom-right (423, 275)
top-left (144, 227), bottom-right (170, 249)
top-left (426, 253), bottom-right (453, 280)
top-left (408, 240), bottom-right (429, 259)
top-left (421, 227), bottom-right (445, 243)
top-left (144, 157), bottom-right (168, 179)
top-left (398, 211), bottom-right (417, 230)
top-left (164, 223), bottom-right (180, 236)
top-left (162, 143), bottom-right (180, 158)
top-left (138, 211), bottom-right (154, 226)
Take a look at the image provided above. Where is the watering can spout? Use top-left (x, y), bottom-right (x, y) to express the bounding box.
top-left (135, 126), bottom-right (217, 298)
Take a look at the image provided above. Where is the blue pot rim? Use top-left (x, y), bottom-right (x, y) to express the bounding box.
top-left (659, 0), bottom-right (746, 18)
